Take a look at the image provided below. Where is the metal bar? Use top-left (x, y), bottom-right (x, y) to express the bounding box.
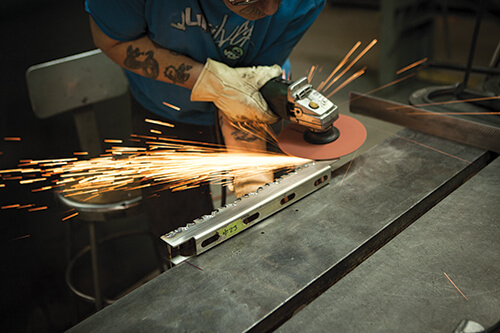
top-left (459, 0), bottom-right (487, 93)
top-left (162, 161), bottom-right (334, 265)
top-left (427, 61), bottom-right (500, 76)
top-left (349, 92), bottom-right (500, 153)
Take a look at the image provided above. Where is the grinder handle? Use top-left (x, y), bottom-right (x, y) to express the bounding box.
top-left (260, 77), bottom-right (292, 121)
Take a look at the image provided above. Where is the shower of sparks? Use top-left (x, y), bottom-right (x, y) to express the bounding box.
top-left (396, 57), bottom-right (428, 75)
top-left (0, 135), bottom-right (310, 208)
top-left (322, 39), bottom-right (377, 93)
top-left (317, 41), bottom-right (361, 92)
top-left (162, 101), bottom-right (181, 111)
top-left (444, 272), bottom-right (469, 301)
top-left (145, 118), bottom-right (175, 128)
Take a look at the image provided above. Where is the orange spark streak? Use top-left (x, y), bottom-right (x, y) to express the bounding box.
top-left (307, 65), bottom-right (317, 83)
top-left (2, 204), bottom-right (20, 209)
top-left (444, 272), bottom-right (469, 301)
top-left (62, 212), bottom-right (79, 221)
top-left (104, 139), bottom-right (123, 144)
top-left (19, 178), bottom-right (47, 185)
top-left (0, 184), bottom-right (5, 188)
top-left (73, 152), bottom-right (89, 156)
top-left (131, 133), bottom-right (158, 140)
top-left (4, 137), bottom-right (21, 141)
top-left (318, 41), bottom-right (361, 92)
top-left (11, 235), bottom-right (30, 241)
top-left (82, 193), bottom-right (100, 201)
top-left (342, 73), bottom-right (416, 106)
top-left (28, 206), bottom-right (48, 212)
top-left (326, 67), bottom-right (366, 99)
top-left (25, 158), bottom-right (78, 164)
top-left (17, 204), bottom-right (35, 209)
top-left (396, 57), bottom-right (428, 75)
top-left (150, 129), bottom-right (162, 135)
top-left (145, 118), bottom-right (175, 128)
top-left (324, 39), bottom-right (377, 92)
top-left (31, 186), bottom-right (53, 192)
top-left (387, 96), bottom-right (500, 110)
top-left (340, 150), bottom-right (359, 186)
top-left (162, 101), bottom-right (181, 111)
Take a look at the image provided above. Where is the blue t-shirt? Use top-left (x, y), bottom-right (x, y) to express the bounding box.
top-left (85, 0), bottom-right (325, 125)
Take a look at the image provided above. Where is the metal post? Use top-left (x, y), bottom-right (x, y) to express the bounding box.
top-left (456, 0), bottom-right (487, 95)
top-left (88, 221), bottom-right (103, 310)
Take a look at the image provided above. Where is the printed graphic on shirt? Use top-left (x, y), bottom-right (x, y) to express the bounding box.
top-left (171, 7), bottom-right (254, 61)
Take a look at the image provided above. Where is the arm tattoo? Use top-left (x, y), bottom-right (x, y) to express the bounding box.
top-left (124, 45), bottom-right (159, 79)
top-left (231, 130), bottom-right (259, 142)
top-left (164, 64), bottom-right (192, 84)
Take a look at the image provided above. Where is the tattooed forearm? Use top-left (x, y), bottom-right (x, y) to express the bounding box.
top-left (164, 64), bottom-right (193, 84)
top-left (124, 45), bottom-right (159, 79)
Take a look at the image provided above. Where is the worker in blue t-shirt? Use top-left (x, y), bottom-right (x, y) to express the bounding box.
top-left (85, 0), bottom-right (325, 259)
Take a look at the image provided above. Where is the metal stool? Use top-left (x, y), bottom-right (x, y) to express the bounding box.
top-left (26, 50), bottom-right (163, 310)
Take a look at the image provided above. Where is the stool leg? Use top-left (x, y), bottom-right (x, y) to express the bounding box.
top-left (88, 221), bottom-right (103, 310)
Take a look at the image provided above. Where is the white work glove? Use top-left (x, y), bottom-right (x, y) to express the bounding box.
top-left (191, 58), bottom-right (282, 123)
top-left (229, 172), bottom-right (274, 198)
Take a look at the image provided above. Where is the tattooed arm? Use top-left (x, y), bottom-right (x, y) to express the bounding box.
top-left (90, 16), bottom-right (202, 89)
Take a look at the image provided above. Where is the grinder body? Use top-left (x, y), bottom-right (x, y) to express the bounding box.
top-left (260, 77), bottom-right (339, 133)
top-left (260, 77), bottom-right (367, 160)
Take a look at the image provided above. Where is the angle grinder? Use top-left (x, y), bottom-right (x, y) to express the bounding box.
top-left (260, 77), bottom-right (366, 160)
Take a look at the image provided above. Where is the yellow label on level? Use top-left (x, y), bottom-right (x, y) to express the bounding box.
top-left (218, 219), bottom-right (246, 239)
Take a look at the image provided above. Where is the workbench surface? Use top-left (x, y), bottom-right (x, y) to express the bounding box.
top-left (68, 129), bottom-right (498, 332)
top-left (279, 156), bottom-right (500, 332)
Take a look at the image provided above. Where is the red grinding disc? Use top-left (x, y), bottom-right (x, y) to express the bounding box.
top-left (277, 114), bottom-right (367, 160)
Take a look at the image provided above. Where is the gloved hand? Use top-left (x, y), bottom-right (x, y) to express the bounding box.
top-left (229, 172), bottom-right (274, 198)
top-left (191, 58), bottom-right (282, 123)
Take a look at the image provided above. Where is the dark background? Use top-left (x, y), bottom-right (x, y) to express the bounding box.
top-left (1, 1), bottom-right (95, 331)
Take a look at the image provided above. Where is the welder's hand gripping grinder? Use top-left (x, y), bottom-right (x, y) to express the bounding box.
top-left (260, 77), bottom-right (340, 144)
